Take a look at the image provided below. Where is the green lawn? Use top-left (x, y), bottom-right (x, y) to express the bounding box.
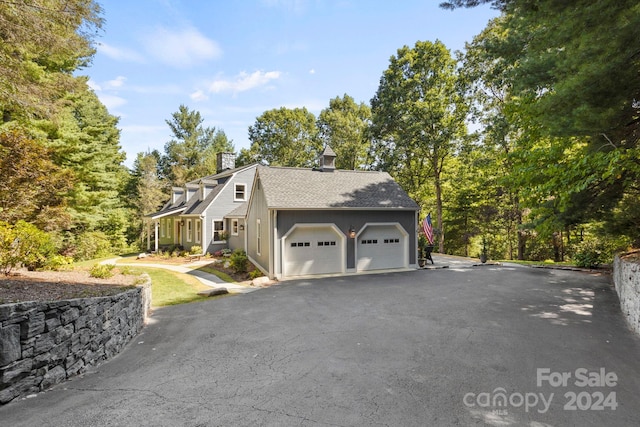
top-left (136, 267), bottom-right (216, 307)
top-left (71, 256), bottom-right (231, 307)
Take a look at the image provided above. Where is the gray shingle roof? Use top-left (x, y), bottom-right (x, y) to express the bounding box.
top-left (257, 165), bottom-right (419, 210)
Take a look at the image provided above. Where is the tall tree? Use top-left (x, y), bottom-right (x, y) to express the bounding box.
top-left (450, 0), bottom-right (640, 245)
top-left (370, 40), bottom-right (468, 252)
top-left (161, 105), bottom-right (234, 186)
top-left (42, 88), bottom-right (128, 234)
top-left (128, 150), bottom-right (167, 245)
top-left (0, 0), bottom-right (103, 121)
top-left (246, 107), bottom-right (321, 167)
top-left (317, 94), bottom-right (371, 170)
top-left (0, 128), bottom-right (74, 230)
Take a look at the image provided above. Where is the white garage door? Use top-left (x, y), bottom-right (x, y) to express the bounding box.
top-left (357, 224), bottom-right (407, 271)
top-left (283, 225), bottom-right (345, 277)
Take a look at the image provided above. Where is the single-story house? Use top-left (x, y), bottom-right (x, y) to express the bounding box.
top-left (245, 146), bottom-right (420, 280)
top-left (145, 153), bottom-right (257, 254)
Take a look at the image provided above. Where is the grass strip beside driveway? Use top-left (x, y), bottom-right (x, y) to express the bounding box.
top-left (126, 267), bottom-right (214, 307)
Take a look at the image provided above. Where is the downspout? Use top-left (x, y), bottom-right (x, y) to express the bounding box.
top-left (200, 215), bottom-right (206, 255)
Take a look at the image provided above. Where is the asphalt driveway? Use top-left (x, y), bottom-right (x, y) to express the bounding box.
top-left (2, 263), bottom-right (640, 426)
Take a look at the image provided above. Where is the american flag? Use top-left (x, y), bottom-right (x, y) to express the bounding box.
top-left (423, 213), bottom-right (434, 245)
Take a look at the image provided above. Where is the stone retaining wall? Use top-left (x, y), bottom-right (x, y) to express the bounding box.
top-left (614, 252), bottom-right (640, 335)
top-left (0, 275), bottom-right (151, 404)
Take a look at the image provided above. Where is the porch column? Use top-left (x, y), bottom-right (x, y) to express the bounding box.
top-left (146, 220), bottom-right (151, 251)
top-left (154, 221), bottom-right (159, 253)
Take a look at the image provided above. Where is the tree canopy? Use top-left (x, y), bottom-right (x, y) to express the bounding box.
top-left (245, 107), bottom-right (321, 168)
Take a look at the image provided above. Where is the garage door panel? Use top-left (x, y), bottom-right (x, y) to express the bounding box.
top-left (357, 224), bottom-right (406, 271)
top-left (283, 226), bottom-right (344, 277)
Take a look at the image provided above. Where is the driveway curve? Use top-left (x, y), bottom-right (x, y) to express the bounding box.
top-left (2, 264), bottom-right (640, 426)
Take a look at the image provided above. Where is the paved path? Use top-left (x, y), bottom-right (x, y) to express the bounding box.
top-left (2, 263), bottom-right (639, 426)
top-left (102, 258), bottom-right (257, 293)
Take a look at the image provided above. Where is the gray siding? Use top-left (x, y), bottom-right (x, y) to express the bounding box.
top-left (226, 218), bottom-right (245, 252)
top-left (276, 210), bottom-right (417, 269)
top-left (202, 167), bottom-right (256, 254)
top-left (245, 177), bottom-right (271, 275)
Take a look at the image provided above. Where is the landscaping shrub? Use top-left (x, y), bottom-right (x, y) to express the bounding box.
top-left (190, 245), bottom-right (202, 255)
top-left (89, 263), bottom-right (115, 279)
top-left (72, 231), bottom-right (113, 261)
top-left (229, 249), bottom-right (248, 273)
top-left (0, 220), bottom-right (57, 274)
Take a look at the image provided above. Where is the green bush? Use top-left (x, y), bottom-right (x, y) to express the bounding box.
top-left (229, 249), bottom-right (248, 274)
top-left (190, 245), bottom-right (202, 255)
top-left (45, 254), bottom-right (73, 271)
top-left (0, 220), bottom-right (57, 274)
top-left (72, 231), bottom-right (113, 261)
top-left (249, 268), bottom-right (263, 279)
top-left (90, 263), bottom-right (115, 279)
top-left (572, 240), bottom-right (603, 268)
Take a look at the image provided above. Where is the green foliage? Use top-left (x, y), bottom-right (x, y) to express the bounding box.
top-left (160, 105), bottom-right (234, 186)
top-left (249, 268), bottom-right (263, 279)
top-left (229, 249), bottom-right (248, 274)
top-left (370, 40), bottom-right (468, 251)
top-left (89, 263), bottom-right (115, 279)
top-left (0, 220), bottom-right (57, 274)
top-left (246, 107), bottom-right (321, 167)
top-left (317, 94), bottom-right (371, 170)
top-left (0, 0), bottom-right (103, 120)
top-left (70, 231), bottom-right (113, 261)
top-left (0, 128), bottom-right (74, 230)
top-left (45, 254), bottom-right (73, 271)
top-left (189, 245), bottom-right (202, 255)
top-left (572, 240), bottom-right (604, 269)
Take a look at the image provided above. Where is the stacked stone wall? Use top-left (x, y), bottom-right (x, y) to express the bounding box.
top-left (614, 252), bottom-right (640, 335)
top-left (0, 276), bottom-right (151, 404)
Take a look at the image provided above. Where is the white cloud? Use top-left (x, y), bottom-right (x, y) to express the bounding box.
top-left (208, 70), bottom-right (281, 94)
top-left (105, 76), bottom-right (127, 89)
top-left (97, 94), bottom-right (127, 110)
top-left (190, 90), bottom-right (209, 102)
top-left (97, 43), bottom-right (145, 63)
top-left (142, 26), bottom-right (222, 68)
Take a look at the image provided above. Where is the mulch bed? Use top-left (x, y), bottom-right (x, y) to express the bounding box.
top-left (0, 269), bottom-right (137, 304)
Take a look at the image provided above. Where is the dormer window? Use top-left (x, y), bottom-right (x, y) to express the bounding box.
top-left (234, 183), bottom-right (246, 201)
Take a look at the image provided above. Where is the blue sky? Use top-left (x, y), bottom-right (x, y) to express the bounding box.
top-left (84, 1), bottom-right (499, 167)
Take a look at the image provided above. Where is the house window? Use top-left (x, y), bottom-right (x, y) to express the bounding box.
top-left (231, 219), bottom-right (239, 236)
top-left (256, 219), bottom-right (261, 255)
top-left (195, 220), bottom-right (201, 243)
top-left (160, 219), bottom-right (165, 237)
top-left (187, 219), bottom-right (192, 242)
top-left (317, 241), bottom-right (336, 247)
top-left (167, 219), bottom-right (172, 237)
top-left (213, 220), bottom-right (225, 242)
top-left (234, 183), bottom-right (246, 201)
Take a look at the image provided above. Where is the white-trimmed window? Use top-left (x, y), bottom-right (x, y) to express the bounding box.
top-left (160, 219), bottom-right (165, 237)
top-left (231, 219), bottom-right (239, 236)
top-left (195, 220), bottom-right (201, 243)
top-left (256, 219), bottom-right (261, 255)
top-left (167, 219), bottom-right (172, 238)
top-left (187, 219), bottom-right (193, 242)
top-left (213, 220), bottom-right (225, 242)
top-left (234, 183), bottom-right (247, 201)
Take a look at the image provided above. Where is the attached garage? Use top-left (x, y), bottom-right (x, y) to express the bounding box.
top-left (357, 223), bottom-right (408, 271)
top-left (282, 224), bottom-right (346, 278)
